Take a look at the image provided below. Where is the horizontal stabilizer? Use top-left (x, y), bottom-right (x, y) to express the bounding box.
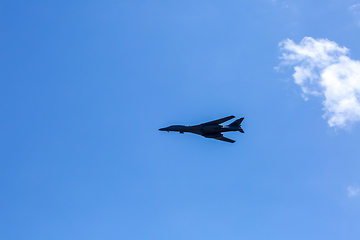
top-left (229, 117), bottom-right (244, 127)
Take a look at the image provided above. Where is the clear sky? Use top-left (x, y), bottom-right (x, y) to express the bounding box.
top-left (1, 1), bottom-right (360, 239)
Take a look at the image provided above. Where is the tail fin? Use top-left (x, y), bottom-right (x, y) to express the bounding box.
top-left (229, 117), bottom-right (244, 127)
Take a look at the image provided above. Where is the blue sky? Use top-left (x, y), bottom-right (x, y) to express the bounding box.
top-left (1, 1), bottom-right (360, 239)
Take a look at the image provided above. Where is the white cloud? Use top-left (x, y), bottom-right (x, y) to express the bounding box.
top-left (347, 185), bottom-right (360, 197)
top-left (350, 4), bottom-right (360, 26)
top-left (278, 37), bottom-right (360, 128)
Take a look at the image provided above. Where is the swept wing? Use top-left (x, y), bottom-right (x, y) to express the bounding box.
top-left (200, 115), bottom-right (235, 126)
top-left (204, 134), bottom-right (235, 143)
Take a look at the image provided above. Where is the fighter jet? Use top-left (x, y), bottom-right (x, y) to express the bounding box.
top-left (159, 115), bottom-right (244, 143)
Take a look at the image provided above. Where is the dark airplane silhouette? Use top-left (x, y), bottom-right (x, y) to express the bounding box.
top-left (159, 115), bottom-right (244, 143)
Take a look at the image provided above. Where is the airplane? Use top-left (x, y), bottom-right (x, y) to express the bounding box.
top-left (159, 115), bottom-right (244, 143)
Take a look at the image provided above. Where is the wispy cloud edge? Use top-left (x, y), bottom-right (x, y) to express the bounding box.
top-left (350, 3), bottom-right (360, 26)
top-left (347, 185), bottom-right (360, 197)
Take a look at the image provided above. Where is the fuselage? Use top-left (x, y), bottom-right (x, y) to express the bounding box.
top-left (159, 116), bottom-right (244, 143)
top-left (158, 124), bottom-right (241, 135)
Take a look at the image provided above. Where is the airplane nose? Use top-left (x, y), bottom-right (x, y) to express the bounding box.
top-left (159, 128), bottom-right (166, 131)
